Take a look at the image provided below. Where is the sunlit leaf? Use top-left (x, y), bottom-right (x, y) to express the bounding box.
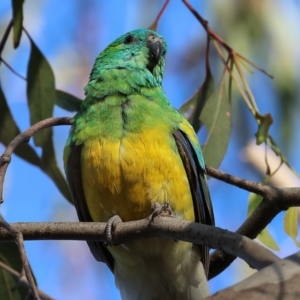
top-left (284, 207), bottom-right (300, 247)
top-left (0, 85), bottom-right (41, 167)
top-left (257, 228), bottom-right (280, 251)
top-left (56, 90), bottom-right (82, 112)
top-left (26, 37), bottom-right (56, 147)
top-left (200, 74), bottom-right (231, 169)
top-left (11, 0), bottom-right (24, 48)
top-left (247, 192), bottom-right (280, 250)
top-left (180, 68), bottom-right (214, 133)
top-left (247, 192), bottom-right (263, 216)
top-left (255, 113), bottom-right (273, 145)
top-left (41, 138), bottom-right (72, 203)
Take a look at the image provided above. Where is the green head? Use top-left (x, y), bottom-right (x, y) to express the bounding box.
top-left (88, 29), bottom-right (167, 88)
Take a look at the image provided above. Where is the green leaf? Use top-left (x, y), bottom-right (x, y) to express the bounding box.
top-left (0, 231), bottom-right (35, 299)
top-left (26, 38), bottom-right (56, 147)
top-left (247, 192), bottom-right (263, 216)
top-left (11, 0), bottom-right (24, 48)
top-left (0, 85), bottom-right (41, 167)
top-left (284, 207), bottom-right (300, 247)
top-left (56, 90), bottom-right (82, 112)
top-left (255, 113), bottom-right (273, 145)
top-left (257, 228), bottom-right (280, 251)
top-left (247, 192), bottom-right (280, 251)
top-left (200, 74), bottom-right (231, 169)
top-left (180, 68), bottom-right (214, 133)
top-left (41, 137), bottom-right (72, 203)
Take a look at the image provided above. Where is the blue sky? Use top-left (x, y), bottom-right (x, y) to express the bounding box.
top-left (0, 1), bottom-right (300, 299)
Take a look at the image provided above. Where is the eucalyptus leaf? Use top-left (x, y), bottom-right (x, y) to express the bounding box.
top-left (247, 192), bottom-right (280, 251)
top-left (12, 0), bottom-right (24, 48)
top-left (41, 138), bottom-right (72, 203)
top-left (0, 85), bottom-right (41, 167)
top-left (180, 68), bottom-right (214, 133)
top-left (0, 228), bottom-right (36, 300)
top-left (284, 207), bottom-right (300, 247)
top-left (200, 74), bottom-right (231, 169)
top-left (26, 38), bottom-right (56, 147)
top-left (257, 228), bottom-right (280, 251)
top-left (56, 90), bottom-right (82, 112)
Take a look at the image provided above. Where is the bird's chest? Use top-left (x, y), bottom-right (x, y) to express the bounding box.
top-left (80, 125), bottom-right (194, 223)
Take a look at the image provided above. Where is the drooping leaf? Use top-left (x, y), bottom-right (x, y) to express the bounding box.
top-left (0, 226), bottom-right (36, 300)
top-left (180, 67), bottom-right (214, 133)
top-left (26, 38), bottom-right (56, 147)
top-left (11, 0), bottom-right (24, 48)
top-left (200, 74), bottom-right (231, 169)
top-left (0, 85), bottom-right (41, 167)
top-left (41, 137), bottom-right (72, 203)
top-left (56, 90), bottom-right (82, 112)
top-left (255, 113), bottom-right (273, 145)
top-left (0, 253), bottom-right (21, 300)
top-left (284, 207), bottom-right (300, 247)
top-left (247, 192), bottom-right (280, 251)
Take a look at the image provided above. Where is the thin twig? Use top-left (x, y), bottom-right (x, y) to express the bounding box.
top-left (0, 219), bottom-right (280, 271)
top-left (0, 117), bottom-right (71, 203)
top-left (0, 57), bottom-right (27, 80)
top-left (148, 0), bottom-right (170, 30)
top-left (182, 0), bottom-right (272, 78)
top-left (0, 261), bottom-right (54, 300)
top-left (206, 166), bottom-right (275, 198)
top-left (0, 19), bottom-right (13, 56)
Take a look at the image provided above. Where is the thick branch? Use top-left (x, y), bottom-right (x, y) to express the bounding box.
top-left (206, 166), bottom-right (300, 279)
top-left (0, 218), bottom-right (279, 271)
top-left (207, 251), bottom-right (300, 300)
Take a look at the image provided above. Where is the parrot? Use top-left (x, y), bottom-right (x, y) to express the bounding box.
top-left (63, 28), bottom-right (215, 300)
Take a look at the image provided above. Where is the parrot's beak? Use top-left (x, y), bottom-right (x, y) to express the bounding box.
top-left (147, 35), bottom-right (163, 61)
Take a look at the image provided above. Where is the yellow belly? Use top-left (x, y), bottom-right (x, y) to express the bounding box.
top-left (80, 129), bottom-right (208, 299)
top-left (81, 128), bottom-right (194, 223)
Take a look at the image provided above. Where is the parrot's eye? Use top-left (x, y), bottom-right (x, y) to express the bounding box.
top-left (124, 34), bottom-right (137, 44)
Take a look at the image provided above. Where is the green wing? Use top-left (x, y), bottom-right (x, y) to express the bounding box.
top-left (173, 129), bottom-right (215, 277)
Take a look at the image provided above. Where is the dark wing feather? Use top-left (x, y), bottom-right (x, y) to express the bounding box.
top-left (66, 143), bottom-right (114, 273)
top-left (173, 129), bottom-right (215, 277)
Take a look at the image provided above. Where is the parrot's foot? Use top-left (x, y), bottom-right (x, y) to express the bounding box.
top-left (150, 202), bottom-right (174, 223)
top-left (104, 215), bottom-right (122, 246)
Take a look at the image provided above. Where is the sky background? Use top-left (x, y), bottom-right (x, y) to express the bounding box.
top-left (0, 1), bottom-right (300, 299)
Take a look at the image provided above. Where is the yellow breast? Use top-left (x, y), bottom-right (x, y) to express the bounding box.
top-left (81, 127), bottom-right (194, 223)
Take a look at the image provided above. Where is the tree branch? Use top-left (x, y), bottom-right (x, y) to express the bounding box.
top-left (0, 117), bottom-right (71, 203)
top-left (1, 119), bottom-right (299, 281)
top-left (206, 166), bottom-right (300, 279)
top-left (207, 251), bottom-right (300, 300)
top-left (0, 218), bottom-right (279, 272)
